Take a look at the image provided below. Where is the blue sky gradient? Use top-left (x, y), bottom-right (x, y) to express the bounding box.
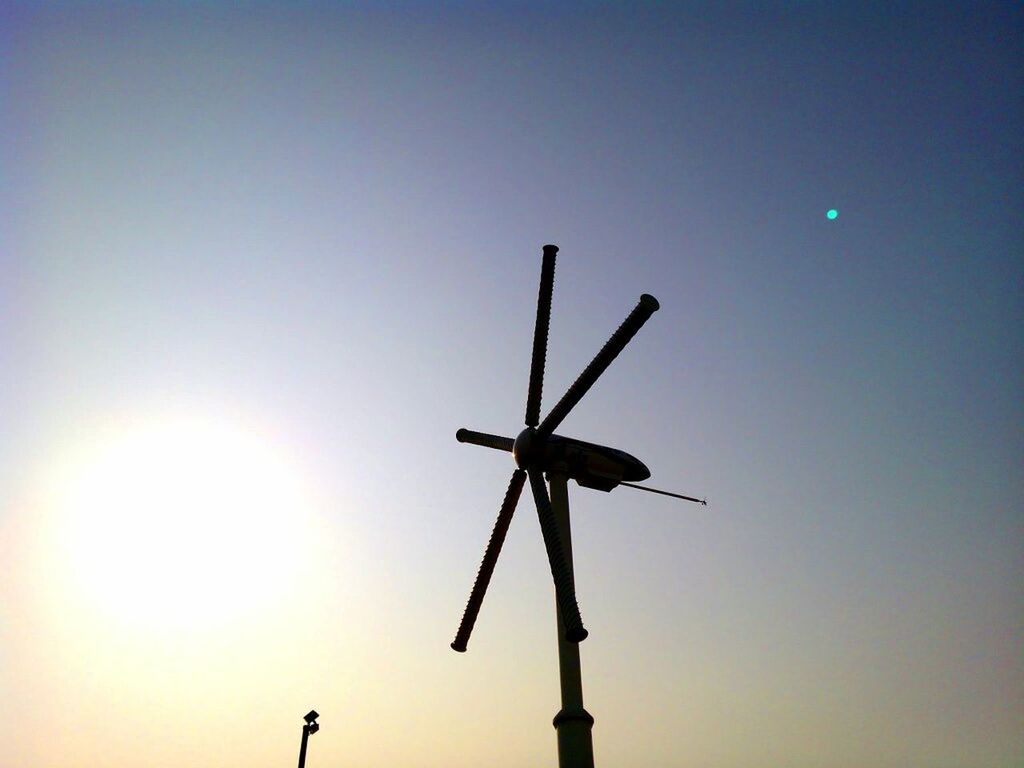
top-left (2, 3), bottom-right (1021, 766)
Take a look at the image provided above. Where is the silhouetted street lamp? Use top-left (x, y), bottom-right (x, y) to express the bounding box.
top-left (297, 710), bottom-right (319, 768)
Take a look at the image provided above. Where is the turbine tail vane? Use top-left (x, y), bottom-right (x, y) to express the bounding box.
top-left (619, 481), bottom-right (707, 505)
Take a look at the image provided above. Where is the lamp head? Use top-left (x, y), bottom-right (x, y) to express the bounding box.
top-left (304, 709), bottom-right (319, 724)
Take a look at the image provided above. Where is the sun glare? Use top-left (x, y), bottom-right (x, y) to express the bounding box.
top-left (50, 416), bottom-right (315, 633)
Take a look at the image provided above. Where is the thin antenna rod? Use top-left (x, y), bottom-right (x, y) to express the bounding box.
top-left (619, 482), bottom-right (707, 505)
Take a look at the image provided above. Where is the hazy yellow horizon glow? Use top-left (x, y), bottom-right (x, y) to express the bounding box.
top-left (40, 413), bottom-right (318, 635)
top-left (5, 409), bottom-right (361, 768)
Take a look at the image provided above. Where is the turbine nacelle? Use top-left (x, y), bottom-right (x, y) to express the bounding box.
top-left (465, 425), bottom-right (650, 491)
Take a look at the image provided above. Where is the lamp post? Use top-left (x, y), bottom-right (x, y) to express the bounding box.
top-left (297, 710), bottom-right (320, 768)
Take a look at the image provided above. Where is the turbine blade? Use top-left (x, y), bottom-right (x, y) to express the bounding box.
top-left (525, 245), bottom-right (558, 427)
top-left (536, 294), bottom-right (659, 440)
top-left (456, 428), bottom-right (515, 453)
top-left (528, 468), bottom-right (588, 643)
top-left (451, 469), bottom-right (527, 652)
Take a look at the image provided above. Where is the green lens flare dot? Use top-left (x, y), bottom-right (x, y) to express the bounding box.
top-left (827, 209), bottom-right (839, 220)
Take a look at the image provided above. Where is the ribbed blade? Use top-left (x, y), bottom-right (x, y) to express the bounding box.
top-left (528, 468), bottom-right (588, 643)
top-left (451, 469), bottom-right (527, 652)
top-left (525, 245), bottom-right (558, 427)
top-left (536, 293), bottom-right (659, 440)
top-left (455, 428), bottom-right (515, 453)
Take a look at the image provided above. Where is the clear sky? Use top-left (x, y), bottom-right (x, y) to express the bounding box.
top-left (2, 3), bottom-right (1021, 767)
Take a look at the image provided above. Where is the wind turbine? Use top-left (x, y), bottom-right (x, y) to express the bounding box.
top-left (451, 244), bottom-right (704, 768)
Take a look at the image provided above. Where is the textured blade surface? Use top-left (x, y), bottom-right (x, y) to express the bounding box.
top-left (528, 468), bottom-right (588, 643)
top-left (451, 469), bottom-right (527, 652)
top-left (536, 293), bottom-right (659, 440)
top-left (455, 428), bottom-right (515, 453)
top-left (525, 245), bottom-right (558, 427)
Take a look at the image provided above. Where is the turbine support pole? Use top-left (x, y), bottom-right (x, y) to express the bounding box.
top-left (547, 467), bottom-right (595, 768)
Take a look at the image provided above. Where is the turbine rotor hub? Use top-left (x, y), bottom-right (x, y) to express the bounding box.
top-left (513, 427), bottom-right (542, 469)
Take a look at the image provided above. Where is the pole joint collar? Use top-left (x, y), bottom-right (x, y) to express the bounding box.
top-left (552, 707), bottom-right (595, 729)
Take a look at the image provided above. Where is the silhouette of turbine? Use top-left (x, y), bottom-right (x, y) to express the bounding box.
top-left (452, 244), bottom-right (666, 652)
top-left (451, 245), bottom-right (706, 768)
